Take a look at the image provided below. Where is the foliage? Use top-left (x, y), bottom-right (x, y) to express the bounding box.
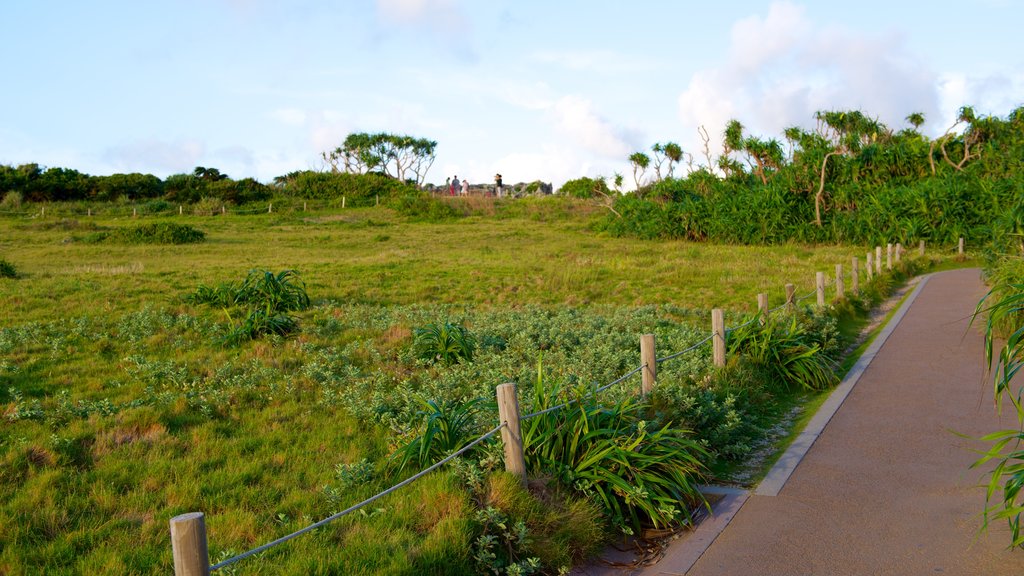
top-left (558, 177), bottom-right (610, 199)
top-left (413, 322), bottom-right (476, 365)
top-left (187, 269), bottom-right (311, 344)
top-left (472, 506), bottom-right (542, 576)
top-left (390, 191), bottom-right (461, 221)
top-left (323, 132), bottom-right (438, 187)
top-left (521, 377), bottom-right (708, 534)
top-left (601, 104), bottom-right (1024, 246)
top-left (0, 190), bottom-right (23, 210)
top-left (973, 264), bottom-right (1024, 548)
top-left (276, 170), bottom-right (417, 204)
top-left (392, 397), bottom-right (488, 471)
top-left (727, 313), bottom-right (839, 392)
top-left (0, 258), bottom-right (17, 279)
top-left (83, 222), bottom-right (206, 244)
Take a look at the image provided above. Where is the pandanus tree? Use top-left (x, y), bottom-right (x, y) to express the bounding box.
top-left (629, 151), bottom-right (650, 192)
top-left (651, 142), bottom-right (684, 180)
top-left (811, 110), bottom-right (885, 226)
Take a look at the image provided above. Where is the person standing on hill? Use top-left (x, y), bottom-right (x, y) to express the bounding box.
top-left (445, 176), bottom-right (451, 196)
top-left (461, 178), bottom-right (469, 196)
top-left (494, 173), bottom-right (503, 197)
top-left (452, 175), bottom-right (460, 197)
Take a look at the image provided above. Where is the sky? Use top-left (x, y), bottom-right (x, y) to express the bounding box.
top-left (1, 0), bottom-right (1022, 189)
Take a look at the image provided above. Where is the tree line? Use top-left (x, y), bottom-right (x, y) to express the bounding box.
top-left (590, 105), bottom-right (1024, 245)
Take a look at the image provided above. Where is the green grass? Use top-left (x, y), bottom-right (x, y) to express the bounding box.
top-left (0, 199), bottom-right (942, 574)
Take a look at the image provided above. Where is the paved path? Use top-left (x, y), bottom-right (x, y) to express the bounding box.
top-left (679, 268), bottom-right (1024, 575)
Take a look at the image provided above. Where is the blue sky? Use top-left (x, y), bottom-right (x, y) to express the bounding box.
top-left (1, 0), bottom-right (1021, 189)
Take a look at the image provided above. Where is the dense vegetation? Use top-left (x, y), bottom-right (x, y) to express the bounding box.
top-left (599, 106), bottom-right (1024, 247)
top-left (0, 202), bottom-right (929, 573)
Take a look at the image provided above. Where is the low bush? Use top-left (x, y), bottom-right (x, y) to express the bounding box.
top-left (187, 269), bottom-right (311, 344)
top-left (390, 192), bottom-right (461, 221)
top-left (522, 378), bottom-right (708, 534)
top-left (0, 258), bottom-right (16, 279)
top-left (727, 313), bottom-right (839, 392)
top-left (83, 222), bottom-right (206, 245)
top-left (413, 322), bottom-right (476, 365)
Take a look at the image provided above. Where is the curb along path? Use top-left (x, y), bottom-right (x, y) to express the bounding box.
top-left (673, 268), bottom-right (1024, 575)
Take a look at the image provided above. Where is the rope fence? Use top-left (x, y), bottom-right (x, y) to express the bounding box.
top-left (169, 239), bottom-right (943, 575)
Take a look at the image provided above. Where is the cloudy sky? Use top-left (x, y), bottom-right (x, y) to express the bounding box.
top-left (1, 0), bottom-right (1021, 188)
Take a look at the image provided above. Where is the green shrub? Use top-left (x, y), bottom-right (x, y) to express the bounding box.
top-left (392, 397), bottom-right (488, 471)
top-left (187, 269), bottom-right (311, 344)
top-left (522, 379), bottom-right (708, 534)
top-left (0, 258), bottom-right (16, 279)
top-left (279, 171), bottom-right (417, 205)
top-left (84, 222), bottom-right (206, 245)
top-left (558, 177), bottom-right (609, 199)
top-left (0, 190), bottom-right (22, 210)
top-left (727, 313), bottom-right (838, 392)
top-left (413, 322), bottom-right (476, 365)
top-left (391, 192), bottom-right (460, 221)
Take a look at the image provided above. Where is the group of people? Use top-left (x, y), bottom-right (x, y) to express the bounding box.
top-left (444, 173), bottom-right (504, 197)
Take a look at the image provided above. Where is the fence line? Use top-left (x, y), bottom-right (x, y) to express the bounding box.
top-left (171, 240), bottom-right (937, 575)
top-left (207, 423), bottom-right (505, 572)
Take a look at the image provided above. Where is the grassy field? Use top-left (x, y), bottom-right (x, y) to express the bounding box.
top-left (0, 198), bottom-right (936, 574)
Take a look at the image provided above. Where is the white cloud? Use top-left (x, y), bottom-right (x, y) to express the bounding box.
top-left (678, 1), bottom-right (940, 165)
top-left (103, 139), bottom-right (205, 175)
top-left (270, 108), bottom-right (307, 126)
top-left (530, 49), bottom-right (655, 74)
top-left (375, 0), bottom-right (473, 59)
top-left (553, 95), bottom-right (632, 159)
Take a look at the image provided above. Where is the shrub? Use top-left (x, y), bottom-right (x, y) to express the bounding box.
top-left (0, 190), bottom-right (22, 210)
top-left (0, 259), bottom-right (16, 279)
top-left (279, 171), bottom-right (417, 204)
top-left (727, 313), bottom-right (838, 392)
top-left (522, 379), bottom-right (708, 534)
top-left (391, 192), bottom-right (460, 221)
top-left (83, 222), bottom-right (206, 245)
top-left (558, 177), bottom-right (609, 199)
top-left (392, 397), bottom-right (488, 471)
top-left (187, 269), bottom-right (311, 344)
top-left (413, 322), bottom-right (476, 365)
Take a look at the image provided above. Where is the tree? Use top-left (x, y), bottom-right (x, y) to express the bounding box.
top-left (628, 152), bottom-right (650, 192)
top-left (651, 142), bottom-right (683, 181)
top-left (717, 120), bottom-right (746, 178)
top-left (905, 112), bottom-right (926, 132)
top-left (327, 133), bottom-right (437, 187)
top-left (810, 110), bottom-right (884, 226)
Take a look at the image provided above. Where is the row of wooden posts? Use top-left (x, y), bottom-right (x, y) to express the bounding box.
top-left (72, 195), bottom-right (383, 219)
top-left (169, 237), bottom-right (965, 576)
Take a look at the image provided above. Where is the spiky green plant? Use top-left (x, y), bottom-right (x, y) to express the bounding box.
top-left (728, 313), bottom-right (838, 391)
top-left (413, 322), bottom-right (476, 366)
top-left (392, 397), bottom-right (488, 471)
top-left (973, 281), bottom-right (1024, 548)
top-left (521, 375), bottom-right (708, 534)
top-left (187, 269), bottom-right (311, 344)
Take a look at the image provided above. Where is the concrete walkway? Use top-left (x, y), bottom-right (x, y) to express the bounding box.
top-left (623, 268), bottom-right (1024, 575)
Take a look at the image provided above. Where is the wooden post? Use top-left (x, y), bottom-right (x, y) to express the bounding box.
top-left (170, 512), bottom-right (210, 576)
top-left (816, 272), bottom-right (826, 306)
top-left (851, 257), bottom-right (859, 294)
top-left (895, 243), bottom-right (902, 264)
top-left (640, 334), bottom-right (656, 395)
top-left (496, 383), bottom-right (526, 485)
top-left (342, 196), bottom-right (346, 209)
top-left (835, 264), bottom-right (844, 298)
top-left (41, 206), bottom-right (45, 217)
top-left (179, 205), bottom-right (183, 215)
top-left (268, 203), bottom-right (273, 213)
top-left (958, 237), bottom-right (965, 256)
top-left (133, 207), bottom-right (137, 217)
top-left (919, 240), bottom-right (925, 257)
top-left (866, 252), bottom-right (874, 280)
top-left (712, 309), bottom-right (726, 367)
top-left (87, 208), bottom-right (91, 217)
top-left (757, 292), bottom-right (769, 324)
top-left (875, 246), bottom-right (882, 275)
top-left (785, 283), bottom-right (795, 311)
top-left (376, 194), bottom-right (379, 206)
top-left (303, 201), bottom-right (307, 212)
top-left (886, 243), bottom-right (893, 270)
